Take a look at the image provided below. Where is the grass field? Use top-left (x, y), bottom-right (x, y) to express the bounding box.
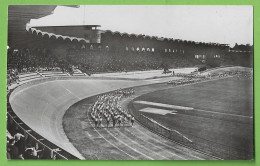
top-left (133, 76), bottom-right (254, 159)
top-left (136, 76), bottom-right (253, 116)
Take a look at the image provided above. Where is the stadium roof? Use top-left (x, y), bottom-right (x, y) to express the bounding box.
top-left (8, 5), bottom-right (78, 48)
top-left (33, 25), bottom-right (101, 28)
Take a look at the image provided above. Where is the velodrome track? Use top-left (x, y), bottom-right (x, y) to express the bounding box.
top-left (9, 66), bottom-right (252, 160)
top-left (63, 73), bottom-right (252, 160)
top-left (9, 76), bottom-right (189, 160)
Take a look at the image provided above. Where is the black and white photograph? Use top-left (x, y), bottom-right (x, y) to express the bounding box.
top-left (7, 5), bottom-right (253, 160)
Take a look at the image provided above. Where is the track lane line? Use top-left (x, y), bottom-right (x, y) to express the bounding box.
top-left (86, 113), bottom-right (137, 160)
top-left (102, 125), bottom-right (154, 160)
top-left (120, 100), bottom-right (205, 160)
top-left (120, 101), bottom-right (208, 160)
top-left (113, 127), bottom-right (169, 160)
top-left (131, 125), bottom-right (206, 160)
top-left (123, 127), bottom-right (190, 160)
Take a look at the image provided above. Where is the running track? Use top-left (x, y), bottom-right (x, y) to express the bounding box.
top-left (63, 80), bottom-right (221, 160)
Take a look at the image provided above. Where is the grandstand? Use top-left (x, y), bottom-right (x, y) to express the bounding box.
top-left (7, 5), bottom-right (253, 160)
top-left (8, 6), bottom-right (253, 75)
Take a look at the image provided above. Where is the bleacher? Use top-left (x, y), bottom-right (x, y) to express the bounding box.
top-left (7, 90), bottom-right (78, 160)
top-left (71, 69), bottom-right (87, 77)
top-left (7, 68), bottom-right (89, 91)
top-left (39, 71), bottom-right (69, 77)
top-left (18, 73), bottom-right (43, 82)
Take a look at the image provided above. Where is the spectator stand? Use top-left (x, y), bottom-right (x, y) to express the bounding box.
top-left (7, 88), bottom-right (79, 160)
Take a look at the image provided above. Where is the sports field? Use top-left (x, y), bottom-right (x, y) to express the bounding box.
top-left (135, 76), bottom-right (253, 116)
top-left (133, 76), bottom-right (254, 159)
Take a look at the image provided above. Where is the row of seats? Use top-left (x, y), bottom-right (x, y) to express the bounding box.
top-left (7, 67), bottom-right (88, 90)
top-left (7, 84), bottom-right (78, 160)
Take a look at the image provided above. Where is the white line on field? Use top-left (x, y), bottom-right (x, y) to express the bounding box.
top-left (103, 126), bottom-right (154, 160)
top-left (59, 83), bottom-right (81, 100)
top-left (87, 114), bottom-right (137, 160)
top-left (114, 127), bottom-right (169, 160)
top-left (131, 126), bottom-right (205, 160)
top-left (195, 109), bottom-right (253, 119)
top-left (173, 130), bottom-right (193, 143)
top-left (124, 127), bottom-right (189, 160)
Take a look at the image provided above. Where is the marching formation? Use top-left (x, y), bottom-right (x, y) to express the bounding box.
top-left (167, 70), bottom-right (253, 86)
top-left (167, 77), bottom-right (204, 86)
top-left (89, 88), bottom-right (135, 128)
top-left (167, 74), bottom-right (207, 85)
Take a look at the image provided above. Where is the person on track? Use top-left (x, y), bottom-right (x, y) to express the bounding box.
top-left (118, 116), bottom-right (122, 127)
top-left (106, 116), bottom-right (110, 128)
top-left (94, 117), bottom-right (98, 128)
top-left (112, 117), bottom-right (116, 128)
top-left (98, 117), bottom-right (102, 128)
top-left (123, 116), bottom-right (127, 126)
top-left (131, 116), bottom-right (135, 127)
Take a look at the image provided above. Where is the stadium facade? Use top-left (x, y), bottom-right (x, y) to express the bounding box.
top-left (8, 5), bottom-right (253, 73)
top-left (27, 25), bottom-right (252, 60)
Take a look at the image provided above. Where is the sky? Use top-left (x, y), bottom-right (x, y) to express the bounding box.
top-left (29, 5), bottom-right (253, 47)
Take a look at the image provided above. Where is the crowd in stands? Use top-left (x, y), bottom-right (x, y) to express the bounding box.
top-left (62, 48), bottom-right (204, 73)
top-left (7, 48), bottom-right (75, 75)
top-left (7, 109), bottom-right (73, 160)
top-left (89, 88), bottom-right (135, 128)
top-left (8, 44), bottom-right (253, 76)
top-left (6, 128), bottom-right (66, 160)
top-left (7, 66), bottom-right (57, 89)
top-left (6, 131), bottom-right (46, 159)
top-left (7, 68), bottom-right (20, 87)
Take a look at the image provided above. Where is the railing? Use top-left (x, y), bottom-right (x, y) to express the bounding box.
top-left (200, 66), bottom-right (252, 74)
top-left (7, 88), bottom-right (79, 160)
top-left (7, 74), bottom-right (142, 160)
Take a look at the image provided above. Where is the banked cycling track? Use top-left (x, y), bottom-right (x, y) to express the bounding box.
top-left (9, 76), bottom-right (218, 160)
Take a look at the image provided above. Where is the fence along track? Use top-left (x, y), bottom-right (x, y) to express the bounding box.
top-left (7, 88), bottom-right (79, 160)
top-left (127, 75), bottom-right (253, 160)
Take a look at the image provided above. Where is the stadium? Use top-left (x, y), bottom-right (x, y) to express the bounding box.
top-left (7, 5), bottom-right (253, 160)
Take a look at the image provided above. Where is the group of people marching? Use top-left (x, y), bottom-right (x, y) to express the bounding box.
top-left (209, 70), bottom-right (253, 80)
top-left (234, 71), bottom-right (253, 80)
top-left (89, 88), bottom-right (135, 128)
top-left (167, 77), bottom-right (202, 86)
top-left (167, 73), bottom-right (207, 86)
top-left (242, 71), bottom-right (253, 80)
top-left (167, 70), bottom-right (253, 86)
